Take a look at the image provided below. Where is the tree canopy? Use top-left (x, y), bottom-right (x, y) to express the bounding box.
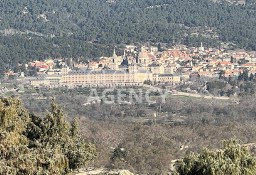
top-left (176, 139), bottom-right (256, 175)
top-left (0, 0), bottom-right (255, 46)
top-left (0, 97), bottom-right (96, 174)
top-left (1, 0), bottom-right (256, 73)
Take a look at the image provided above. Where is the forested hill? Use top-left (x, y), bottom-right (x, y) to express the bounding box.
top-left (1, 0), bottom-right (256, 47)
top-left (1, 0), bottom-right (256, 73)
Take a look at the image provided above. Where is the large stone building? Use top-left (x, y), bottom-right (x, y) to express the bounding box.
top-left (61, 68), bottom-right (152, 87)
top-left (30, 74), bottom-right (61, 87)
top-left (30, 66), bottom-right (181, 87)
top-left (29, 48), bottom-right (182, 88)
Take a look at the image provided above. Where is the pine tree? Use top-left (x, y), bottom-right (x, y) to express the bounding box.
top-left (249, 73), bottom-right (254, 81)
top-left (176, 139), bottom-right (256, 175)
top-left (0, 97), bottom-right (96, 174)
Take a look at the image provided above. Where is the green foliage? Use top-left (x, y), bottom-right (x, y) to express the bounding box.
top-left (176, 139), bottom-right (256, 175)
top-left (0, 97), bottom-right (96, 174)
top-left (143, 80), bottom-right (153, 85)
top-left (0, 35), bottom-right (112, 74)
top-left (1, 0), bottom-right (256, 73)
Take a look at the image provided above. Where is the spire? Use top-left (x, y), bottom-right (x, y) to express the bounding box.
top-left (199, 42), bottom-right (204, 51)
top-left (113, 47), bottom-right (117, 58)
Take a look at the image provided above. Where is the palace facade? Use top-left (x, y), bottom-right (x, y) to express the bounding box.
top-left (29, 47), bottom-right (182, 88)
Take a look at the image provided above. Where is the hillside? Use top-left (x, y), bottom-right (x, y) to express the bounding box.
top-left (1, 0), bottom-right (256, 73)
top-left (0, 0), bottom-right (255, 44)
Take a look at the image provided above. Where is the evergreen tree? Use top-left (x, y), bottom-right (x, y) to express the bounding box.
top-left (243, 69), bottom-right (249, 81)
top-left (176, 139), bottom-right (256, 175)
top-left (249, 73), bottom-right (254, 81)
top-left (0, 97), bottom-right (96, 174)
top-left (238, 72), bottom-right (243, 81)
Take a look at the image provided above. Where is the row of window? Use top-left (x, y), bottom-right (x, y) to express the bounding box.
top-left (64, 75), bottom-right (133, 78)
top-left (63, 79), bottom-right (136, 83)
